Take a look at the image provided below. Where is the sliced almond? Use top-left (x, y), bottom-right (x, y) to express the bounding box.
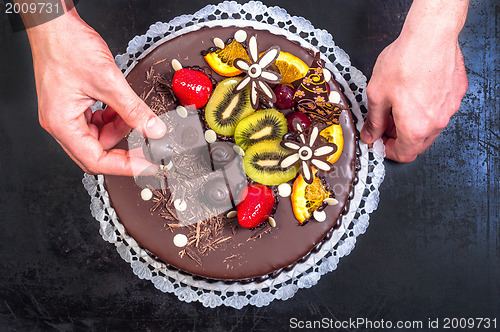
top-left (176, 105), bottom-right (188, 118)
top-left (233, 145), bottom-right (245, 156)
top-left (213, 37), bottom-right (225, 49)
top-left (313, 210), bottom-right (327, 222)
top-left (268, 216), bottom-right (276, 228)
top-left (323, 68), bottom-right (332, 82)
top-left (226, 210), bottom-right (237, 219)
top-left (171, 59), bottom-right (183, 71)
top-left (324, 197), bottom-right (339, 206)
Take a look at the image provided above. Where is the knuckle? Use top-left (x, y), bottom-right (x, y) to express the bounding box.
top-left (406, 125), bottom-right (428, 141)
top-left (122, 98), bottom-right (147, 125)
top-left (435, 116), bottom-right (450, 132)
top-left (366, 83), bottom-right (383, 105)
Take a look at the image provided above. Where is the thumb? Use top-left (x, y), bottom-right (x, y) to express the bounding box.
top-left (98, 69), bottom-right (166, 139)
top-left (361, 86), bottom-right (392, 144)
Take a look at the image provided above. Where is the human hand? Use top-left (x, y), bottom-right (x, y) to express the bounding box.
top-left (361, 0), bottom-right (469, 162)
top-left (26, 8), bottom-right (166, 175)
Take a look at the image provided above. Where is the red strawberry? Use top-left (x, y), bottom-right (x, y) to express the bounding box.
top-left (172, 68), bottom-right (213, 109)
top-left (236, 184), bottom-right (275, 229)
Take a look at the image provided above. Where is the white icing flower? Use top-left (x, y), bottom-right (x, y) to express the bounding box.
top-left (279, 124), bottom-right (337, 184)
top-left (233, 35), bottom-right (282, 109)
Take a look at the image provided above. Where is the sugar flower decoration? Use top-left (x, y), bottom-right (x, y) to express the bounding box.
top-left (233, 35), bottom-right (282, 109)
top-left (279, 123), bottom-right (337, 184)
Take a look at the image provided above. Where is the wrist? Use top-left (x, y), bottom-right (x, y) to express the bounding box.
top-left (26, 5), bottom-right (81, 42)
top-left (400, 0), bottom-right (469, 46)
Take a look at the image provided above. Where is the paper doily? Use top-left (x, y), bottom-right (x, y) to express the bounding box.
top-left (84, 1), bottom-right (385, 309)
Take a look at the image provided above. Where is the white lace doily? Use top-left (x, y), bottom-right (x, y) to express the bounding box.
top-left (84, 1), bottom-right (385, 309)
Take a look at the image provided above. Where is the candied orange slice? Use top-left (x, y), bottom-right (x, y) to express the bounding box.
top-left (291, 169), bottom-right (330, 223)
top-left (274, 51), bottom-right (309, 84)
top-left (204, 40), bottom-right (251, 77)
top-left (320, 124), bottom-right (344, 164)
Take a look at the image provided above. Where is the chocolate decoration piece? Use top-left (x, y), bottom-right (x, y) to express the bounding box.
top-left (233, 35), bottom-right (282, 109)
top-left (208, 141), bottom-right (236, 170)
top-left (203, 177), bottom-right (232, 207)
top-left (143, 138), bottom-right (174, 164)
top-left (293, 52), bottom-right (347, 125)
top-left (104, 26), bottom-right (356, 281)
top-left (279, 124), bottom-right (336, 184)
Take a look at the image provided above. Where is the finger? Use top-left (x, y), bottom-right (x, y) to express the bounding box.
top-left (88, 123), bottom-right (99, 139)
top-left (383, 137), bottom-right (420, 163)
top-left (84, 108), bottom-right (93, 123)
top-left (384, 115), bottom-right (397, 138)
top-left (94, 68), bottom-right (166, 139)
top-left (98, 116), bottom-right (131, 150)
top-left (420, 132), bottom-right (440, 154)
top-left (102, 106), bottom-right (118, 123)
top-left (384, 124), bottom-right (431, 163)
top-left (90, 109), bottom-right (105, 129)
top-left (362, 85), bottom-right (392, 144)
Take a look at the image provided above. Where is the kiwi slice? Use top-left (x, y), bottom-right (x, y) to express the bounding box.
top-left (243, 140), bottom-right (300, 186)
top-left (234, 109), bottom-right (287, 151)
top-left (205, 77), bottom-right (255, 136)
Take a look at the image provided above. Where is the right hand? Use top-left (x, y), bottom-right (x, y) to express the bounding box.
top-left (360, 0), bottom-right (469, 162)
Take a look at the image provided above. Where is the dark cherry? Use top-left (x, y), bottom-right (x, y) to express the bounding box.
top-left (273, 84), bottom-right (296, 109)
top-left (287, 111), bottom-right (312, 133)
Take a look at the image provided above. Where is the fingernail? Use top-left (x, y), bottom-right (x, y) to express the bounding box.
top-left (146, 117), bottom-right (166, 138)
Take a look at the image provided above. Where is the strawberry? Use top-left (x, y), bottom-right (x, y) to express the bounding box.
top-left (236, 184), bottom-right (275, 229)
top-left (172, 68), bottom-right (213, 109)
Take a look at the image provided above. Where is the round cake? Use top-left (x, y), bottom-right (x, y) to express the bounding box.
top-left (103, 25), bottom-right (359, 281)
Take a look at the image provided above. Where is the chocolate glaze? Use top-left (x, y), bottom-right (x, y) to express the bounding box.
top-left (104, 26), bottom-right (358, 281)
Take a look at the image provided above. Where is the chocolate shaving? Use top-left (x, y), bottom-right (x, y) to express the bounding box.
top-left (143, 86), bottom-right (155, 102)
top-left (149, 187), bottom-right (171, 213)
top-left (195, 222), bottom-right (201, 247)
top-left (146, 66), bottom-right (154, 80)
top-left (248, 224), bottom-right (272, 241)
top-left (223, 254), bottom-right (241, 262)
top-left (153, 58), bottom-right (168, 66)
top-left (185, 247), bottom-right (203, 266)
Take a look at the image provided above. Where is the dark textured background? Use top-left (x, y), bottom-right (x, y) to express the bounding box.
top-left (0, 0), bottom-right (498, 330)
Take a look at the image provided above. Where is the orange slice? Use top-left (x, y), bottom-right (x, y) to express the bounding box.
top-left (320, 124), bottom-right (344, 164)
top-left (291, 169), bottom-right (330, 223)
top-left (274, 51), bottom-right (309, 84)
top-left (204, 40), bottom-right (251, 77)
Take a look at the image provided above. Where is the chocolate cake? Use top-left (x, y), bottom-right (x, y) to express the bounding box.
top-left (104, 26), bottom-right (358, 281)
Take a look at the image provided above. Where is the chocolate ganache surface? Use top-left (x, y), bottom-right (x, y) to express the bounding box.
top-left (104, 26), bottom-right (357, 281)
